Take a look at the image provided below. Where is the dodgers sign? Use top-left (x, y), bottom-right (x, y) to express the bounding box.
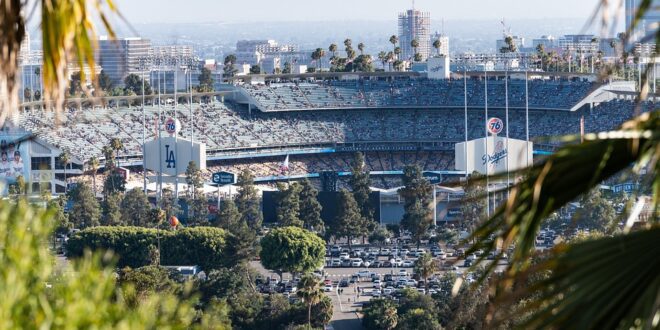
top-left (487, 117), bottom-right (503, 135)
top-left (422, 171), bottom-right (443, 184)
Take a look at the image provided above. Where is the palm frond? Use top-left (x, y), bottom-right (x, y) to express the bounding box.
top-left (511, 226), bottom-right (660, 330)
top-left (41, 0), bottom-right (119, 119)
top-left (465, 111), bottom-right (659, 281)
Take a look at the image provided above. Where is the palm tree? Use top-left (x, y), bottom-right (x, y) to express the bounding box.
top-left (467, 110), bottom-right (659, 328)
top-left (343, 38), bottom-right (352, 49)
top-left (357, 42), bottom-right (365, 55)
top-left (386, 51), bottom-right (395, 71)
top-left (432, 38), bottom-right (442, 57)
top-left (389, 35), bottom-right (399, 56)
top-left (88, 156), bottom-right (99, 196)
top-left (101, 145), bottom-right (114, 170)
top-left (110, 138), bottom-right (123, 168)
top-left (59, 151), bottom-right (70, 193)
top-left (296, 274), bottom-right (323, 328)
top-left (378, 51), bottom-right (387, 70)
top-left (410, 39), bottom-right (419, 61)
top-left (394, 47), bottom-right (401, 62)
top-left (0, 0), bottom-right (117, 122)
top-left (329, 43), bottom-right (337, 57)
top-left (34, 67), bottom-right (41, 104)
top-left (413, 253), bottom-right (436, 291)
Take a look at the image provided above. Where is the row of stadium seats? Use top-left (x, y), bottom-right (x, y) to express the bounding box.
top-left (18, 99), bottom-right (656, 163)
top-left (241, 78), bottom-right (597, 111)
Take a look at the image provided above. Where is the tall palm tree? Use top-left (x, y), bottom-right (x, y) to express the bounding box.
top-left (34, 67), bottom-right (41, 104)
top-left (413, 253), bottom-right (436, 291)
top-left (378, 51), bottom-right (387, 70)
top-left (296, 274), bottom-right (323, 328)
top-left (386, 51), bottom-right (395, 71)
top-left (329, 43), bottom-right (337, 57)
top-left (110, 138), bottom-right (123, 168)
top-left (318, 49), bottom-right (326, 71)
top-left (357, 42), bottom-right (365, 55)
top-left (432, 38), bottom-right (442, 57)
top-left (389, 35), bottom-right (398, 56)
top-left (343, 38), bottom-right (352, 49)
top-left (88, 156), bottom-right (99, 196)
top-left (101, 145), bottom-right (114, 170)
top-left (59, 151), bottom-right (70, 193)
top-left (410, 39), bottom-right (419, 61)
top-left (394, 47), bottom-right (401, 62)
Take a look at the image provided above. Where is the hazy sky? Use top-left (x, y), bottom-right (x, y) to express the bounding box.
top-left (113, 0), bottom-right (602, 23)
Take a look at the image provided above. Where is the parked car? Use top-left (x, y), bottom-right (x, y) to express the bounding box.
top-left (339, 278), bottom-right (349, 287)
top-left (324, 285), bottom-right (333, 292)
top-left (402, 260), bottom-right (414, 267)
top-left (373, 279), bottom-right (382, 288)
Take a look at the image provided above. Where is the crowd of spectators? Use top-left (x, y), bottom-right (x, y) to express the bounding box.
top-left (241, 78), bottom-right (597, 111)
top-left (18, 99), bottom-right (655, 168)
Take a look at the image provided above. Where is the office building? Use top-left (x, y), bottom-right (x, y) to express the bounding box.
top-left (557, 34), bottom-right (599, 54)
top-left (532, 35), bottom-right (557, 51)
top-left (97, 37), bottom-right (152, 85)
top-left (398, 7), bottom-right (431, 61)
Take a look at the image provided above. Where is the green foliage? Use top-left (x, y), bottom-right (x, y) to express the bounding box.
top-left (117, 265), bottom-right (184, 303)
top-left (276, 182), bottom-right (303, 227)
top-left (48, 195), bottom-right (72, 235)
top-left (362, 298), bottom-right (398, 330)
top-left (223, 54), bottom-right (238, 77)
top-left (249, 64), bottom-right (261, 74)
top-left (67, 181), bottom-right (101, 229)
top-left (197, 67), bottom-right (214, 92)
top-left (333, 189), bottom-right (362, 249)
top-left (260, 226), bottom-right (325, 276)
top-left (123, 73), bottom-right (152, 95)
top-left (368, 225), bottom-right (391, 245)
top-left (66, 226), bottom-right (231, 271)
top-left (121, 188), bottom-right (153, 227)
top-left (98, 69), bottom-right (113, 91)
top-left (572, 188), bottom-right (617, 233)
top-left (460, 171), bottom-right (487, 230)
top-left (399, 165), bottom-right (433, 246)
top-left (349, 152), bottom-right (375, 238)
top-left (0, 200), bottom-right (229, 329)
top-left (397, 308), bottom-right (441, 330)
top-left (185, 161), bottom-right (209, 226)
top-left (413, 253), bottom-right (437, 287)
top-left (215, 199), bottom-right (241, 230)
top-left (160, 189), bottom-right (181, 221)
top-left (296, 274), bottom-right (324, 327)
top-left (298, 179), bottom-right (323, 231)
top-left (69, 71), bottom-right (82, 96)
top-left (102, 192), bottom-right (124, 226)
top-left (235, 169), bottom-right (262, 230)
top-left (103, 169), bottom-right (126, 196)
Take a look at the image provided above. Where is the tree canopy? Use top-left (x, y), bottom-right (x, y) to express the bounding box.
top-left (260, 226), bottom-right (325, 277)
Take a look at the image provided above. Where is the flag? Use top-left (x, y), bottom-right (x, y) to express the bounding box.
top-left (279, 154), bottom-right (290, 175)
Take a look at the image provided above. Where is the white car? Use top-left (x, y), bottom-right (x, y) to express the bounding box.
top-left (357, 270), bottom-right (370, 278)
top-left (371, 290), bottom-right (382, 298)
top-left (373, 279), bottom-right (382, 288)
top-left (324, 285), bottom-right (333, 292)
top-left (406, 279), bottom-right (418, 287)
top-left (398, 270), bottom-right (408, 277)
top-left (402, 260), bottom-right (414, 267)
top-left (383, 288), bottom-right (394, 295)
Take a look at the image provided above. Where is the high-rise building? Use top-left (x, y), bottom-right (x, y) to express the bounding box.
top-left (398, 7), bottom-right (431, 61)
top-left (430, 32), bottom-right (449, 57)
top-left (557, 35), bottom-right (598, 54)
top-left (625, 0), bottom-right (660, 43)
top-left (97, 37), bottom-right (152, 85)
